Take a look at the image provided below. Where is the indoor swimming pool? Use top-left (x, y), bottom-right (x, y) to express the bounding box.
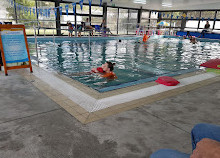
top-left (28, 36), bottom-right (220, 92)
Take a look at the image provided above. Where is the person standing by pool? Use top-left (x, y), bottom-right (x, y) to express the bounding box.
top-left (67, 22), bottom-right (74, 37)
top-left (199, 21), bottom-right (210, 38)
top-left (84, 18), bottom-right (94, 36)
top-left (77, 22), bottom-right (84, 37)
top-left (186, 31), bottom-right (191, 38)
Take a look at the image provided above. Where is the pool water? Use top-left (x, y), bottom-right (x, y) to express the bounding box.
top-left (29, 36), bottom-right (220, 92)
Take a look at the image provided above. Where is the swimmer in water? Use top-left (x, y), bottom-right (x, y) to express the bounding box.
top-left (91, 62), bottom-right (117, 79)
top-left (68, 62), bottom-right (117, 79)
top-left (190, 36), bottom-right (197, 44)
top-left (101, 62), bottom-right (117, 79)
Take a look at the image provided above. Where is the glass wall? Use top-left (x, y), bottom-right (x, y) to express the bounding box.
top-left (60, 2), bottom-right (74, 35)
top-left (91, 6), bottom-right (103, 15)
top-left (128, 9), bottom-right (138, 34)
top-left (141, 11), bottom-right (150, 34)
top-left (76, 4), bottom-right (89, 14)
top-left (118, 9), bottom-right (128, 34)
top-left (37, 1), bottom-right (56, 35)
top-left (2, 0), bottom-right (220, 36)
top-left (184, 11), bottom-right (200, 31)
top-left (1, 0), bottom-right (16, 23)
top-left (107, 7), bottom-right (118, 34)
top-left (150, 12), bottom-right (158, 29)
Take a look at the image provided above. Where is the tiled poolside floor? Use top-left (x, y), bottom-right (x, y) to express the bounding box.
top-left (14, 65), bottom-right (219, 124)
top-left (0, 70), bottom-right (220, 158)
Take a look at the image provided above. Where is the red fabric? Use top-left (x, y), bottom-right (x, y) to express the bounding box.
top-left (97, 67), bottom-right (104, 73)
top-left (91, 67), bottom-right (104, 73)
top-left (200, 59), bottom-right (220, 69)
top-left (155, 76), bottom-right (180, 86)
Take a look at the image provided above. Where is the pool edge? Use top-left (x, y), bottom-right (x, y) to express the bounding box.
top-left (16, 66), bottom-right (220, 124)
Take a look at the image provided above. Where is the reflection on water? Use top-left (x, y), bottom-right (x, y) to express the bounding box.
top-left (28, 36), bottom-right (220, 91)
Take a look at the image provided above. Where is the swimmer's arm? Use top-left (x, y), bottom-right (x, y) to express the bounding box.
top-left (67, 71), bottom-right (92, 76)
top-left (91, 68), bottom-right (99, 73)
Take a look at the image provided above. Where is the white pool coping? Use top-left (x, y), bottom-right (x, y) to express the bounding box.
top-left (30, 65), bottom-right (217, 112)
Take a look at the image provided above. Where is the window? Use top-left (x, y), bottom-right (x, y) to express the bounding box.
top-left (161, 12), bottom-right (171, 19)
top-left (107, 7), bottom-right (118, 34)
top-left (37, 1), bottom-right (55, 20)
top-left (91, 6), bottom-right (103, 15)
top-left (76, 4), bottom-right (89, 14)
top-left (38, 27), bottom-right (57, 35)
top-left (187, 11), bottom-right (200, 19)
top-left (149, 12), bottom-right (158, 29)
top-left (186, 20), bottom-right (199, 28)
top-left (118, 9), bottom-right (128, 34)
top-left (128, 9), bottom-right (138, 34)
top-left (214, 21), bottom-right (220, 29)
top-left (61, 26), bottom-right (70, 36)
top-left (150, 20), bottom-right (157, 28)
top-left (141, 19), bottom-right (149, 26)
top-left (141, 11), bottom-right (149, 27)
top-left (16, 0), bottom-right (36, 22)
top-left (172, 12), bottom-right (183, 19)
top-left (76, 16), bottom-right (89, 24)
top-left (201, 11), bottom-right (215, 19)
top-left (142, 11), bottom-right (149, 19)
top-left (151, 12), bottom-right (158, 19)
top-left (36, 1), bottom-right (56, 35)
top-left (216, 11), bottom-right (220, 19)
top-left (1, 0), bottom-right (22, 27)
top-left (170, 20), bottom-right (181, 27)
top-left (60, 3), bottom-right (74, 14)
top-left (61, 15), bottom-right (75, 25)
top-left (91, 17), bottom-right (102, 25)
top-left (199, 20), bottom-right (214, 29)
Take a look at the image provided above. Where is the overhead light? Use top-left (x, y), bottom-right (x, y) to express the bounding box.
top-left (162, 0), bottom-right (172, 7)
top-left (162, 3), bottom-right (172, 7)
top-left (133, 0), bottom-right (146, 4)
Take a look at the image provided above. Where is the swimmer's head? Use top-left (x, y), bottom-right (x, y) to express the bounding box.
top-left (119, 39), bottom-right (121, 42)
top-left (183, 35), bottom-right (186, 39)
top-left (190, 36), bottom-right (197, 43)
top-left (102, 62), bottom-right (116, 72)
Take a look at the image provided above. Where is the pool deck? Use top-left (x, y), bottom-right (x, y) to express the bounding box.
top-left (15, 65), bottom-right (220, 124)
top-left (0, 69), bottom-right (220, 157)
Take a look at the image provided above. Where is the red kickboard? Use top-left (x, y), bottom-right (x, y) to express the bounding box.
top-left (200, 59), bottom-right (220, 69)
top-left (156, 76), bottom-right (180, 86)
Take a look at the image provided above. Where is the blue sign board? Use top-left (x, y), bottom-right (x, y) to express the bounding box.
top-left (1, 29), bottom-right (29, 63)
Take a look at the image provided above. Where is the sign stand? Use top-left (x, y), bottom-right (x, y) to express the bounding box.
top-left (0, 25), bottom-right (33, 76)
